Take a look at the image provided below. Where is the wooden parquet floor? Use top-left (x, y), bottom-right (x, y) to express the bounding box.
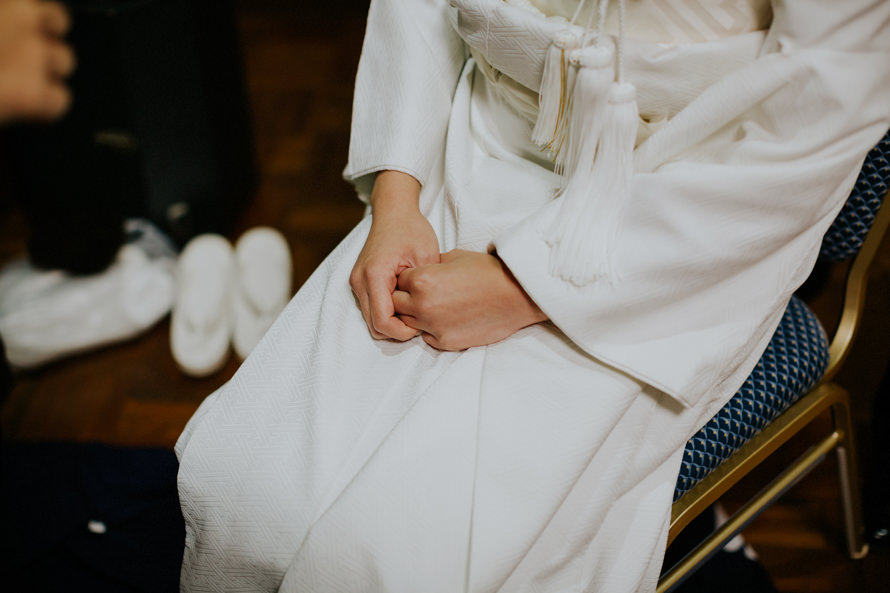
top-left (2, 1), bottom-right (890, 591)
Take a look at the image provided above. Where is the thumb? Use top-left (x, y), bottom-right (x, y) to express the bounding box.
top-left (396, 266), bottom-right (414, 292)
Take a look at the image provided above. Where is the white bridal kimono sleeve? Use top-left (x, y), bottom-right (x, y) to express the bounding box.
top-left (176, 1), bottom-right (890, 593)
top-left (343, 0), bottom-right (466, 201)
top-left (348, 0), bottom-right (890, 409)
top-left (488, 0), bottom-right (890, 409)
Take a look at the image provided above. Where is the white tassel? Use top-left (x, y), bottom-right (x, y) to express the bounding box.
top-left (549, 52), bottom-right (579, 174)
top-left (544, 81), bottom-right (638, 286)
top-left (556, 45), bottom-right (613, 178)
top-left (531, 30), bottom-right (580, 150)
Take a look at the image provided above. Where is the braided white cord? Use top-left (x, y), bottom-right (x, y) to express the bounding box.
top-left (569, 0), bottom-right (587, 24)
top-left (616, 0), bottom-right (626, 82)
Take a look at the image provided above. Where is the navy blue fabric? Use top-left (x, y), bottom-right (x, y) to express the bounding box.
top-left (674, 297), bottom-right (830, 500)
top-left (820, 131), bottom-right (890, 261)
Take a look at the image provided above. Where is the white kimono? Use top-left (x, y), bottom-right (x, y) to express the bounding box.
top-left (176, 1), bottom-right (890, 592)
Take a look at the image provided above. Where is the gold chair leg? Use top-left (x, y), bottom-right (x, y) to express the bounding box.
top-left (659, 385), bottom-right (870, 592)
top-left (657, 433), bottom-right (841, 593)
top-left (831, 396), bottom-right (870, 559)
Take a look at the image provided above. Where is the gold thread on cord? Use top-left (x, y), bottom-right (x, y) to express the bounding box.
top-left (545, 48), bottom-right (571, 168)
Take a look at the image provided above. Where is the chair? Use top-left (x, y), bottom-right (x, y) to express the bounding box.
top-left (657, 130), bottom-right (890, 592)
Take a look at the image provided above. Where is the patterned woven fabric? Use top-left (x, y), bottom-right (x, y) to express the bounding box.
top-left (819, 131), bottom-right (890, 261)
top-left (674, 296), bottom-right (829, 500)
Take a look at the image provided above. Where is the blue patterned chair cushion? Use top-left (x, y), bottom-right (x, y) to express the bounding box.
top-left (820, 131), bottom-right (890, 261)
top-left (674, 296), bottom-right (830, 500)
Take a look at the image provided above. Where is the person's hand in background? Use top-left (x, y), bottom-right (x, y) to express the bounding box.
top-left (0, 0), bottom-right (74, 122)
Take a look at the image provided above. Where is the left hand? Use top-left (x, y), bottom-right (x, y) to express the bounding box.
top-left (392, 249), bottom-right (548, 351)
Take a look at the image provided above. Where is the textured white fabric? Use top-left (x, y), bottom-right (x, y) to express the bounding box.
top-left (528, 0), bottom-right (772, 43)
top-left (177, 1), bottom-right (890, 592)
top-left (451, 0), bottom-right (890, 407)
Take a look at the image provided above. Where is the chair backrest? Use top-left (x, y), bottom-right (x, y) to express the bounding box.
top-left (819, 131), bottom-right (890, 381)
top-left (820, 132), bottom-right (890, 262)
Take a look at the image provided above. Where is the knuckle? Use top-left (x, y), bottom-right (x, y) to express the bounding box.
top-left (47, 87), bottom-right (70, 118)
top-left (371, 317), bottom-right (397, 338)
top-left (412, 297), bottom-right (429, 316)
top-left (370, 318), bottom-right (385, 334)
top-left (394, 330), bottom-right (414, 342)
top-left (411, 269), bottom-right (433, 292)
top-left (59, 46), bottom-right (76, 74)
top-left (435, 330), bottom-right (465, 352)
top-left (429, 329), bottom-right (451, 350)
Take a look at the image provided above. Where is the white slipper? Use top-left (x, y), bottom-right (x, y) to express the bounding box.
top-left (231, 227), bottom-right (292, 360)
top-left (170, 234), bottom-right (235, 377)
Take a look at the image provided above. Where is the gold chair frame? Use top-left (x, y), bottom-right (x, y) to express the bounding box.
top-left (657, 190), bottom-right (890, 592)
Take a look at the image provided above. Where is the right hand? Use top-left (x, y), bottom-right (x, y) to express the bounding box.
top-left (0, 0), bottom-right (75, 123)
top-left (350, 170), bottom-right (440, 341)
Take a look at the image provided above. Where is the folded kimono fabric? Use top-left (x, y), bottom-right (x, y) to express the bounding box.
top-left (176, 1), bottom-right (890, 592)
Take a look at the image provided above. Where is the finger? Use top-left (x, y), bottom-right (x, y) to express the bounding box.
top-left (47, 41), bottom-right (75, 78)
top-left (391, 289), bottom-right (416, 317)
top-left (350, 285), bottom-right (383, 340)
top-left (439, 249), bottom-right (469, 263)
top-left (395, 266), bottom-right (413, 292)
top-left (362, 302), bottom-right (388, 340)
top-left (32, 82), bottom-right (70, 120)
top-left (373, 312), bottom-right (417, 341)
top-left (392, 290), bottom-right (430, 334)
top-left (40, 2), bottom-right (71, 37)
top-left (421, 333), bottom-right (442, 350)
top-left (395, 314), bottom-right (423, 335)
top-left (351, 268), bottom-right (404, 341)
top-left (367, 277), bottom-right (416, 341)
top-left (420, 332), bottom-right (464, 351)
top-left (351, 266), bottom-right (390, 340)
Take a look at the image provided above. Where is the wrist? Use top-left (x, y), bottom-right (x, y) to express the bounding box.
top-left (370, 170), bottom-right (422, 216)
top-left (490, 250), bottom-right (549, 325)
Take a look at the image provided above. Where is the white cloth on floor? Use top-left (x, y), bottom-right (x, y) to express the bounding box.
top-left (0, 219), bottom-right (176, 369)
top-left (176, 1), bottom-right (890, 592)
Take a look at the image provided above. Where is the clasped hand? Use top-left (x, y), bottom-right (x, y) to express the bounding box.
top-left (349, 171), bottom-right (546, 351)
top-left (353, 244), bottom-right (546, 351)
top-left (392, 248), bottom-right (548, 351)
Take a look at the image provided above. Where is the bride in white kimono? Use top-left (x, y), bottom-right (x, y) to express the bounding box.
top-left (176, 1), bottom-right (890, 591)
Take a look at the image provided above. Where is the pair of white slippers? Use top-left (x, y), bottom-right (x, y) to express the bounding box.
top-left (170, 227), bottom-right (292, 377)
